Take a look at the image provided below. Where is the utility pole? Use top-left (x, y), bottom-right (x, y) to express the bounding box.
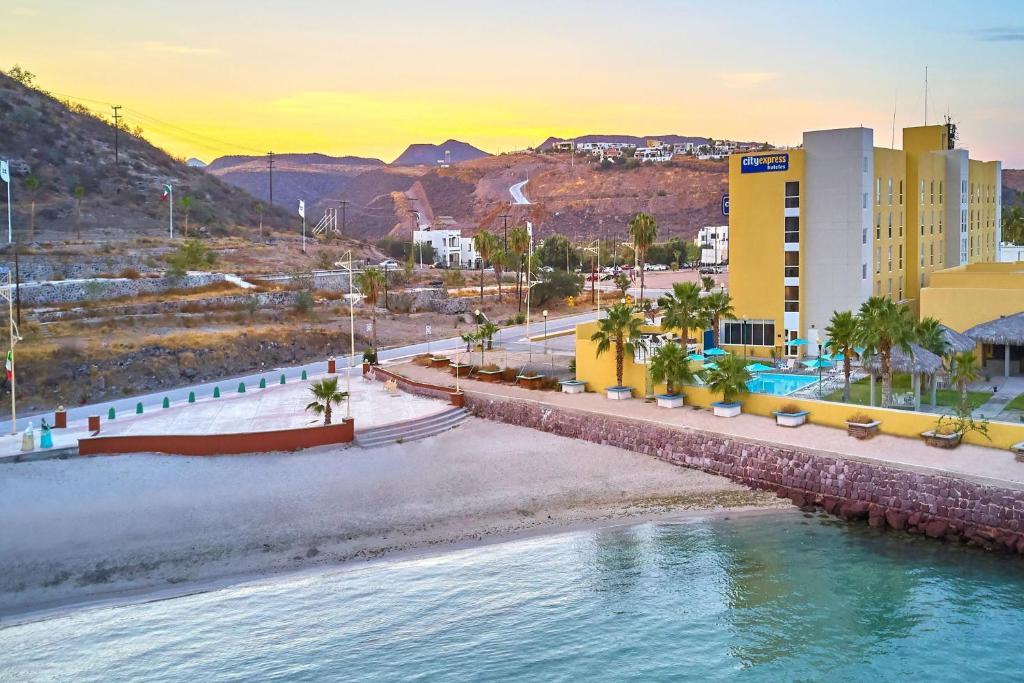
top-left (499, 214), bottom-right (510, 250)
top-left (267, 151), bottom-right (275, 206)
top-left (111, 105), bottom-right (122, 165)
top-left (339, 200), bottom-right (348, 236)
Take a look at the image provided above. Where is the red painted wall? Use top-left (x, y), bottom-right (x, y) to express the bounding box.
top-left (78, 419), bottom-right (354, 457)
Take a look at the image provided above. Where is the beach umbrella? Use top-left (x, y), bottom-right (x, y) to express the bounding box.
top-left (854, 346), bottom-right (866, 355)
top-left (821, 352), bottom-right (846, 361)
top-left (802, 359), bottom-right (833, 368)
top-left (705, 348), bottom-right (728, 357)
top-left (745, 362), bottom-right (774, 372)
top-left (687, 353), bottom-right (706, 362)
top-left (702, 362), bottom-right (719, 371)
top-left (790, 338), bottom-right (809, 346)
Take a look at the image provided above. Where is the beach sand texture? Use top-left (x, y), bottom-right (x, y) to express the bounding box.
top-left (0, 418), bottom-right (782, 618)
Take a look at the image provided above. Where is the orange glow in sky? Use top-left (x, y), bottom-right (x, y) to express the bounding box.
top-left (5, 1), bottom-right (1022, 165)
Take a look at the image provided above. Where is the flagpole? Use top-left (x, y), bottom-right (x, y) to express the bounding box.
top-left (2, 160), bottom-right (11, 244)
top-left (169, 184), bottom-right (174, 239)
top-left (5, 272), bottom-right (16, 434)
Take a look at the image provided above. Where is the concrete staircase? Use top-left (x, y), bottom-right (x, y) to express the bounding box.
top-left (354, 408), bottom-right (469, 449)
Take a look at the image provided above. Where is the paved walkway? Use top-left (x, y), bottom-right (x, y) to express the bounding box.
top-left (391, 359), bottom-right (1024, 492)
top-left (971, 376), bottom-right (1024, 420)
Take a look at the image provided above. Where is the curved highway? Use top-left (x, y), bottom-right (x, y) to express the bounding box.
top-left (509, 179), bottom-right (531, 205)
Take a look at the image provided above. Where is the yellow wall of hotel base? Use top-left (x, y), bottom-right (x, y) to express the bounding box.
top-left (921, 264), bottom-right (1024, 332)
top-left (575, 322), bottom-right (1024, 450)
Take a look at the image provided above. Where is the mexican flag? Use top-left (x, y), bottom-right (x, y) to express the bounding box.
top-left (5, 350), bottom-right (12, 382)
top-left (161, 184), bottom-right (171, 201)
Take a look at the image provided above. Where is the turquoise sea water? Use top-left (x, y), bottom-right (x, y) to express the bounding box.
top-left (748, 372), bottom-right (818, 396)
top-left (2, 511), bottom-right (1024, 681)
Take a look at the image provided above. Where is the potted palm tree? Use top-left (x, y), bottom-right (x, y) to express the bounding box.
top-left (559, 356), bottom-right (586, 393)
top-left (479, 321), bottom-right (499, 350)
top-left (648, 341), bottom-right (694, 408)
top-left (477, 363), bottom-right (503, 382)
top-left (305, 377), bottom-right (349, 425)
top-left (628, 212), bottom-right (658, 301)
top-left (591, 302), bottom-right (647, 400)
top-left (773, 402), bottom-right (809, 427)
top-left (702, 291), bottom-right (735, 349)
top-left (704, 354), bottom-right (751, 417)
top-left (923, 352), bottom-right (986, 449)
top-left (658, 281), bottom-right (708, 351)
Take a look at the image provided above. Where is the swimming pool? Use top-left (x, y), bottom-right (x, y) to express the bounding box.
top-left (747, 372), bottom-right (818, 396)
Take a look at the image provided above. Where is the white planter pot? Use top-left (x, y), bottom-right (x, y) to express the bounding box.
top-left (774, 411), bottom-right (808, 427)
top-left (606, 387), bottom-right (633, 400)
top-left (656, 394), bottom-right (685, 409)
top-left (560, 381), bottom-right (586, 394)
top-left (712, 401), bottom-right (742, 418)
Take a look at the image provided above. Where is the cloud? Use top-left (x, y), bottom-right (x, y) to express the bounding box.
top-left (139, 41), bottom-right (223, 56)
top-left (975, 28), bottom-right (1024, 42)
top-left (720, 71), bottom-right (779, 88)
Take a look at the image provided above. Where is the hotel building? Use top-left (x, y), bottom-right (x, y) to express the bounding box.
top-left (726, 124), bottom-right (1002, 358)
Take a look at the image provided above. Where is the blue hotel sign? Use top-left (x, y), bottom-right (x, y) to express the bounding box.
top-left (740, 153), bottom-right (789, 174)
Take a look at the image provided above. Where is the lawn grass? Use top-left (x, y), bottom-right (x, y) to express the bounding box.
top-left (823, 373), bottom-right (990, 410)
top-left (1005, 393), bottom-right (1024, 412)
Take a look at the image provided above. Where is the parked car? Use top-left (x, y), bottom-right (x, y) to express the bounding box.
top-left (539, 265), bottom-right (554, 273)
top-left (378, 259), bottom-right (400, 269)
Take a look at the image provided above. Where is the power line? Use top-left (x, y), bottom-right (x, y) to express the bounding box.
top-left (267, 152), bottom-right (275, 207)
top-left (111, 105), bottom-right (122, 165)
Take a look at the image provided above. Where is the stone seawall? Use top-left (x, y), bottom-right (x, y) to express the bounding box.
top-left (464, 394), bottom-right (1024, 555)
top-left (17, 272), bottom-right (225, 306)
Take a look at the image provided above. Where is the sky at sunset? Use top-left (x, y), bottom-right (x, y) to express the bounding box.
top-left (4, 0), bottom-right (1023, 165)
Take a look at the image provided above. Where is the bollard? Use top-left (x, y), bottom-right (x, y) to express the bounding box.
top-left (327, 357), bottom-right (336, 374)
top-left (162, 397), bottom-right (170, 409)
top-left (301, 370), bottom-right (308, 380)
top-left (108, 407), bottom-right (116, 420)
top-left (280, 374), bottom-right (286, 385)
top-left (213, 387), bottom-right (220, 398)
top-left (237, 382), bottom-right (246, 393)
top-left (55, 406), bottom-right (68, 429)
top-left (259, 377), bottom-right (266, 389)
top-left (136, 402), bottom-right (144, 414)
top-left (188, 391), bottom-right (195, 403)
top-left (88, 415), bottom-right (101, 433)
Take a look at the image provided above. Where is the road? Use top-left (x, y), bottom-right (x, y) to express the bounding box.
top-left (509, 179), bottom-right (531, 205)
top-left (1, 309), bottom-right (600, 433)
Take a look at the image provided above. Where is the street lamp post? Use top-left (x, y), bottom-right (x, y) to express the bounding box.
top-left (338, 250), bottom-right (359, 419)
top-left (543, 309), bottom-right (550, 372)
top-left (475, 308), bottom-right (483, 366)
top-left (1, 270), bottom-right (21, 434)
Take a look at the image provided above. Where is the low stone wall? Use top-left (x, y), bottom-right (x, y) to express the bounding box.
top-left (18, 272), bottom-right (226, 306)
top-left (464, 394), bottom-right (1024, 555)
top-left (33, 291), bottom-right (298, 323)
top-left (368, 366), bottom-right (464, 406)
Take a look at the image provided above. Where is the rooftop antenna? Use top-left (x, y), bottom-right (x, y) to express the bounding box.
top-left (924, 65), bottom-right (928, 125)
top-left (891, 90), bottom-right (897, 148)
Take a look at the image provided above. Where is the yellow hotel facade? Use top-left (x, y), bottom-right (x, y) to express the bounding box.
top-left (727, 123), bottom-right (1002, 358)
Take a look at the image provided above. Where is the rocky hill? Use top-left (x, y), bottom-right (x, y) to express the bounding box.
top-left (391, 139), bottom-right (490, 166)
top-left (0, 70), bottom-right (295, 240)
top-left (537, 133), bottom-right (711, 150)
top-left (1004, 169), bottom-right (1024, 209)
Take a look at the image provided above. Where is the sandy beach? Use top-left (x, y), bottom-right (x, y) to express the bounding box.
top-left (0, 418), bottom-right (783, 619)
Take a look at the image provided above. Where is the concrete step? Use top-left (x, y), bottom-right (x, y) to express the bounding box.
top-left (355, 409), bottom-right (468, 448)
top-left (355, 408), bottom-right (465, 440)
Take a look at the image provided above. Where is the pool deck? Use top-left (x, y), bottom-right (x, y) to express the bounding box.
top-left (390, 360), bottom-right (1024, 492)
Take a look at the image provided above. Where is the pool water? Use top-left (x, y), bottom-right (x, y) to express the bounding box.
top-left (4, 512), bottom-right (1024, 681)
top-left (747, 372), bottom-right (818, 395)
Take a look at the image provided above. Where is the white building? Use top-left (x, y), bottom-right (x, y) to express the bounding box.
top-left (413, 228), bottom-right (481, 268)
top-left (1000, 243), bottom-right (1024, 263)
top-left (696, 225), bottom-right (728, 264)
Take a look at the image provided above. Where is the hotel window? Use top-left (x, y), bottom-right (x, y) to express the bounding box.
top-left (784, 287), bottom-right (799, 313)
top-left (784, 216), bottom-right (800, 243)
top-left (862, 193), bottom-right (868, 209)
top-left (876, 177), bottom-right (881, 206)
top-left (938, 214), bottom-right (942, 234)
top-left (899, 276), bottom-right (904, 300)
top-left (930, 210), bottom-right (934, 235)
top-left (920, 245), bottom-right (925, 266)
top-left (862, 263), bottom-right (867, 280)
top-left (875, 215), bottom-right (881, 240)
top-left (899, 180), bottom-right (904, 205)
top-left (888, 278), bottom-right (892, 296)
top-left (784, 251), bottom-right (799, 278)
top-left (888, 246), bottom-right (892, 272)
top-left (862, 227), bottom-right (867, 245)
top-left (888, 178), bottom-right (893, 205)
top-left (785, 181), bottom-right (800, 208)
top-left (876, 247), bottom-right (881, 273)
top-left (721, 320), bottom-right (775, 347)
top-left (939, 181), bottom-right (943, 204)
top-left (920, 213), bottom-right (925, 236)
top-left (899, 211), bottom-right (904, 237)
top-left (920, 180), bottom-right (925, 203)
top-left (863, 156), bottom-right (868, 173)
top-left (898, 244), bottom-right (903, 269)
top-left (888, 214), bottom-right (893, 238)
top-left (930, 180), bottom-right (935, 204)
top-left (930, 243), bottom-right (934, 265)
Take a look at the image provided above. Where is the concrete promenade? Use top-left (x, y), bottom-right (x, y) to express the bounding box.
top-left (391, 360), bottom-right (1024, 492)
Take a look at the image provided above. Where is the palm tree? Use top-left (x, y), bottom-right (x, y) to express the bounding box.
top-left (946, 350), bottom-right (981, 415)
top-left (1003, 206), bottom-right (1024, 245)
top-left (855, 296), bottom-right (916, 406)
top-left (305, 376), bottom-right (348, 425)
top-left (460, 331), bottom-right (477, 352)
top-left (915, 316), bottom-right (948, 404)
top-left (492, 248), bottom-right (508, 301)
top-left (703, 353), bottom-right (752, 405)
top-left (73, 185), bottom-right (85, 240)
top-left (473, 229), bottom-right (498, 304)
top-left (591, 302), bottom-right (647, 388)
top-left (825, 310), bottom-right (858, 403)
top-left (24, 175), bottom-right (39, 240)
top-left (507, 226), bottom-right (530, 311)
top-left (479, 321), bottom-right (499, 349)
top-left (701, 291), bottom-right (735, 348)
top-left (700, 275), bottom-right (716, 292)
top-left (648, 341), bottom-right (695, 396)
top-left (658, 281), bottom-right (706, 347)
top-left (180, 196), bottom-right (193, 237)
top-left (628, 213), bottom-right (657, 301)
top-left (354, 267), bottom-right (385, 354)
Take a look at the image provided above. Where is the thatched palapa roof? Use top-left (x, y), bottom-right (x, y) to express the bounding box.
top-left (965, 312), bottom-right (1024, 346)
top-left (862, 343), bottom-right (943, 375)
top-left (940, 324), bottom-right (977, 353)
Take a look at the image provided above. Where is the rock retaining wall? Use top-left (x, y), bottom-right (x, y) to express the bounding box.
top-left (464, 394), bottom-right (1024, 555)
top-left (17, 272), bottom-right (225, 306)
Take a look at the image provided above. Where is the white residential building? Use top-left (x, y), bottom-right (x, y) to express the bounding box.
top-left (413, 228), bottom-right (481, 268)
top-left (696, 225), bottom-right (729, 264)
